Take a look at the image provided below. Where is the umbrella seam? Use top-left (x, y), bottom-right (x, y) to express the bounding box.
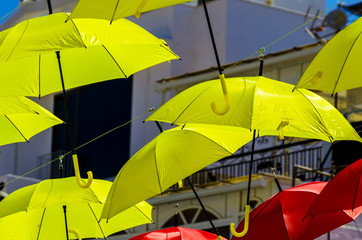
top-left (294, 89), bottom-right (334, 142)
top-left (68, 17), bottom-right (88, 49)
top-left (250, 77), bottom-right (259, 131)
top-left (36, 208), bottom-right (47, 240)
top-left (184, 127), bottom-right (235, 155)
top-left (102, 45), bottom-right (128, 77)
top-left (38, 55), bottom-right (41, 98)
top-left (42, 180), bottom-right (54, 209)
top-left (110, 0), bottom-right (121, 24)
top-left (332, 31), bottom-right (362, 95)
top-left (352, 165), bottom-right (362, 211)
top-left (159, 43), bottom-right (180, 60)
top-left (153, 139), bottom-right (164, 193)
top-left (4, 114), bottom-right (29, 143)
top-left (134, 205), bottom-right (154, 223)
top-left (279, 198), bottom-right (291, 240)
top-left (171, 82), bottom-right (216, 125)
top-left (4, 20), bottom-right (29, 62)
top-left (88, 202), bottom-right (107, 238)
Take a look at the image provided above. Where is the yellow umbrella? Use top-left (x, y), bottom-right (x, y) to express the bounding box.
top-left (145, 76), bottom-right (362, 236)
top-left (294, 17), bottom-right (362, 95)
top-left (0, 96), bottom-right (63, 146)
top-left (101, 124), bottom-right (254, 220)
top-left (0, 12), bottom-right (179, 97)
top-left (68, 0), bottom-right (193, 20)
top-left (0, 177), bottom-right (153, 240)
top-left (0, 12), bottom-right (179, 188)
top-left (146, 76), bottom-right (361, 143)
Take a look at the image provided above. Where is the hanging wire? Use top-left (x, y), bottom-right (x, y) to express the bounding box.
top-left (0, 0), bottom-right (31, 22)
top-left (0, 109), bottom-right (153, 190)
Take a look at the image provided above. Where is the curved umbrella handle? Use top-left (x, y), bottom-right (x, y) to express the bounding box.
top-left (230, 205), bottom-right (250, 237)
top-left (73, 154), bottom-right (93, 188)
top-left (135, 0), bottom-right (149, 18)
top-left (210, 74), bottom-right (230, 115)
top-left (68, 228), bottom-right (82, 240)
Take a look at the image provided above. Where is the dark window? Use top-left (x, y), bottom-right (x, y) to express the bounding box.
top-left (51, 77), bottom-right (132, 179)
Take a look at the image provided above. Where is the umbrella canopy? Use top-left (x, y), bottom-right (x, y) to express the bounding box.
top-left (0, 177), bottom-right (153, 239)
top-left (0, 12), bottom-right (179, 97)
top-left (0, 96), bottom-right (63, 145)
top-left (231, 182), bottom-right (360, 240)
top-left (294, 17), bottom-right (362, 95)
top-left (129, 226), bottom-right (228, 240)
top-left (101, 124), bottom-right (253, 220)
top-left (145, 76), bottom-right (362, 143)
top-left (68, 0), bottom-right (193, 20)
top-left (305, 158), bottom-right (362, 219)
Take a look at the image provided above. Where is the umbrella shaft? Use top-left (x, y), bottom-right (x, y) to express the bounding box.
top-left (56, 51), bottom-right (77, 154)
top-left (201, 0), bottom-right (223, 75)
top-left (47, 0), bottom-right (53, 14)
top-left (186, 177), bottom-right (221, 237)
top-left (63, 205), bottom-right (69, 240)
top-left (246, 130), bottom-right (257, 204)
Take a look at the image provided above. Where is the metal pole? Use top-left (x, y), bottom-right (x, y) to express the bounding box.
top-left (63, 205), bottom-right (69, 240)
top-left (186, 177), bottom-right (221, 237)
top-left (56, 51), bottom-right (77, 155)
top-left (246, 130), bottom-right (257, 204)
top-left (46, 0), bottom-right (53, 14)
top-left (201, 0), bottom-right (223, 75)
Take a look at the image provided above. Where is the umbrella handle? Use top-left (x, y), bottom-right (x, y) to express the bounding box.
top-left (68, 229), bottom-right (82, 240)
top-left (73, 154), bottom-right (93, 188)
top-left (230, 204), bottom-right (250, 237)
top-left (135, 0), bottom-right (149, 18)
top-left (210, 74), bottom-right (230, 115)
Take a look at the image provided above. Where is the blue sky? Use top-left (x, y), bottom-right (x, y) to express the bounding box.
top-left (0, 0), bottom-right (19, 23)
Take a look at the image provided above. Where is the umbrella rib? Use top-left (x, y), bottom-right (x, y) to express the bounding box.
top-left (278, 201), bottom-right (290, 240)
top-left (134, 204), bottom-right (154, 223)
top-left (102, 45), bottom-right (128, 77)
top-left (293, 90), bottom-right (334, 142)
top-left (5, 20), bottom-right (29, 62)
top-left (4, 115), bottom-right (29, 143)
top-left (87, 203), bottom-right (107, 238)
top-left (110, 0), bottom-right (120, 24)
top-left (68, 18), bottom-right (88, 49)
top-left (352, 165), bottom-right (362, 210)
top-left (153, 140), bottom-right (163, 193)
top-left (171, 84), bottom-right (215, 125)
top-left (184, 127), bottom-right (235, 155)
top-left (332, 31), bottom-right (362, 95)
top-left (38, 55), bottom-right (41, 98)
top-left (36, 208), bottom-right (47, 240)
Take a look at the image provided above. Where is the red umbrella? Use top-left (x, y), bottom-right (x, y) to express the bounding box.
top-left (231, 182), bottom-right (359, 240)
top-left (129, 226), bottom-right (227, 240)
top-left (305, 158), bottom-right (362, 219)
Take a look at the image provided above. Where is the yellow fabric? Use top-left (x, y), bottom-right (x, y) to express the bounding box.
top-left (295, 17), bottom-right (362, 94)
top-left (146, 76), bottom-right (362, 143)
top-left (68, 0), bottom-right (193, 21)
top-left (0, 12), bottom-right (179, 97)
top-left (0, 96), bottom-right (62, 146)
top-left (101, 124), bottom-right (254, 220)
top-left (0, 177), bottom-right (153, 239)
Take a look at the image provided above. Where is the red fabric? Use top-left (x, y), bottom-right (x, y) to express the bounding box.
top-left (130, 227), bottom-right (227, 240)
top-left (231, 182), bottom-right (358, 240)
top-left (306, 158), bottom-right (362, 218)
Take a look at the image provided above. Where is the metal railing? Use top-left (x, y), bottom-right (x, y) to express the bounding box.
top-left (173, 145), bottom-right (323, 190)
